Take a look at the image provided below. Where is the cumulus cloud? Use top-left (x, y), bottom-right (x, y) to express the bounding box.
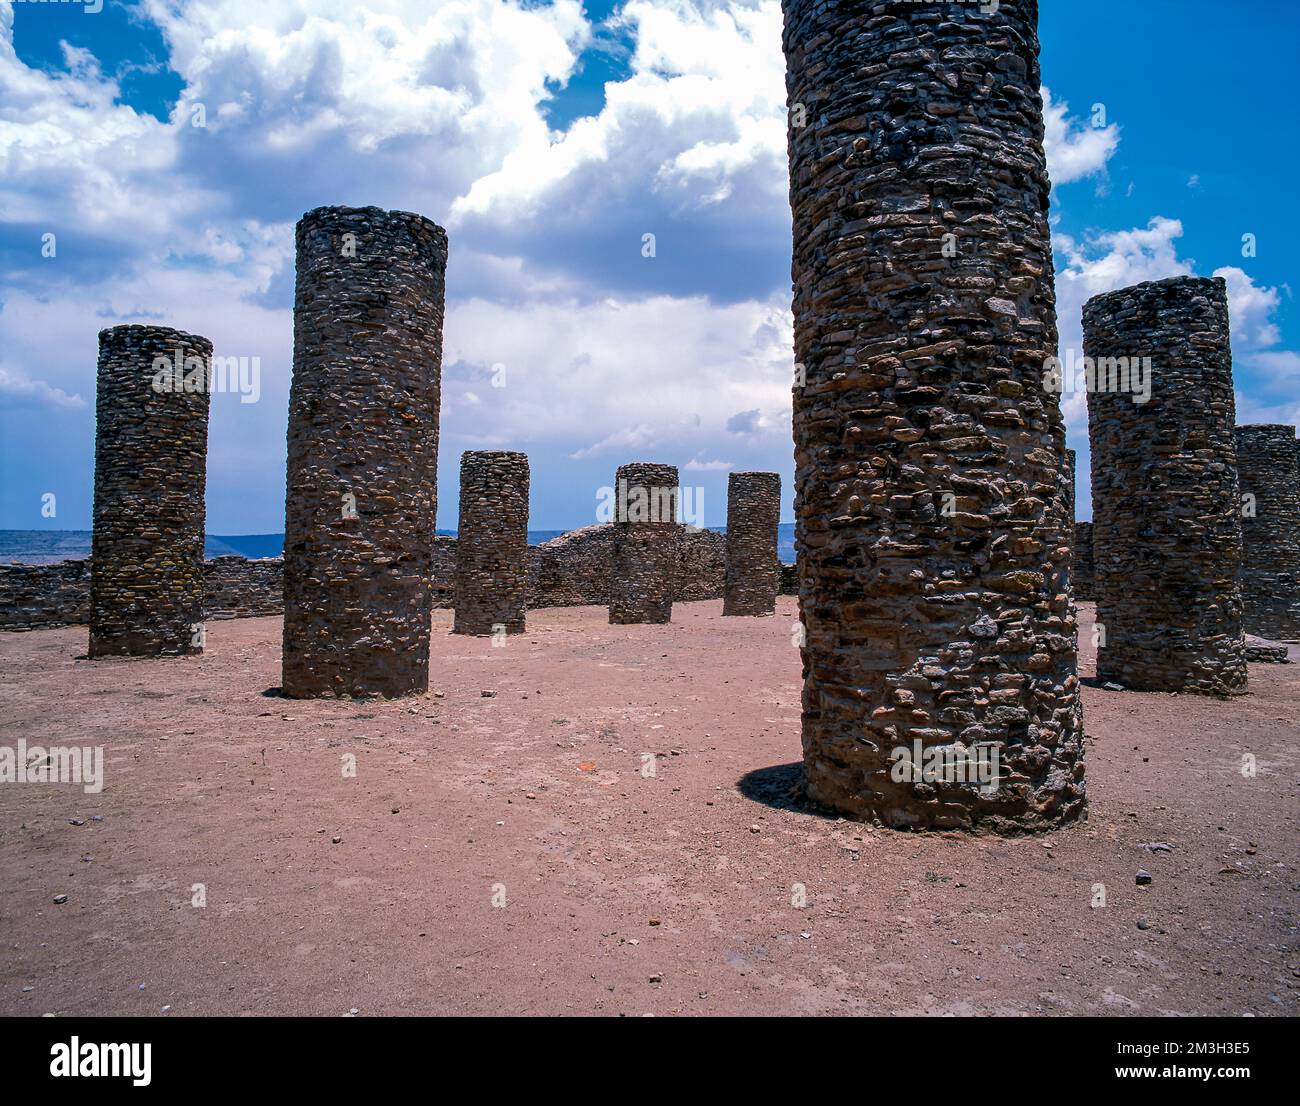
top-left (1042, 87), bottom-right (1119, 186)
top-left (0, 367), bottom-right (85, 410)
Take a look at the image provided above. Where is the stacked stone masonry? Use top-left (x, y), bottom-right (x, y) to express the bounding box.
top-left (724, 471), bottom-right (782, 616)
top-left (1084, 276), bottom-right (1247, 695)
top-left (1234, 424), bottom-right (1300, 640)
top-left (89, 325), bottom-right (212, 657)
top-left (608, 463), bottom-right (682, 625)
top-left (783, 0), bottom-right (1083, 831)
top-left (281, 206), bottom-right (447, 698)
top-left (1073, 522), bottom-right (1096, 602)
top-left (453, 451), bottom-right (530, 635)
top-left (0, 527), bottom-right (732, 633)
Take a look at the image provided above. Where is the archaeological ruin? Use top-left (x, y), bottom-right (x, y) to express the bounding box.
top-left (453, 451), bottom-right (530, 636)
top-left (782, 0), bottom-right (1084, 830)
top-left (1084, 275), bottom-right (1247, 696)
top-left (1073, 522), bottom-right (1096, 603)
top-left (608, 462), bottom-right (682, 625)
top-left (89, 324), bottom-right (213, 657)
top-left (1234, 424), bottom-right (1300, 640)
top-left (723, 471), bottom-right (781, 617)
top-left (281, 206), bottom-right (448, 698)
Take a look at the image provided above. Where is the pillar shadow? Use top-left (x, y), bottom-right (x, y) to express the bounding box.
top-left (736, 761), bottom-right (838, 819)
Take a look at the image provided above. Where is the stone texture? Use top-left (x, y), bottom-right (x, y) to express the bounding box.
top-left (783, 0), bottom-right (1082, 831)
top-left (608, 463), bottom-right (682, 625)
top-left (282, 206), bottom-right (447, 698)
top-left (1073, 522), bottom-right (1096, 602)
top-left (1085, 276), bottom-right (1247, 696)
top-left (1, 528), bottom-right (732, 632)
top-left (723, 471), bottom-right (782, 617)
top-left (90, 325), bottom-right (212, 657)
top-left (1234, 424), bottom-right (1300, 640)
top-left (453, 451), bottom-right (530, 635)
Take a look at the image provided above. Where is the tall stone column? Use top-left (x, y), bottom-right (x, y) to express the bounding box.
top-left (1234, 424), bottom-right (1300, 640)
top-left (1074, 522), bottom-right (1096, 602)
top-left (783, 0), bottom-right (1082, 830)
top-left (90, 325), bottom-right (213, 657)
top-left (1084, 276), bottom-right (1246, 695)
top-left (723, 471), bottom-right (781, 616)
top-left (608, 462), bottom-right (681, 624)
top-left (282, 206), bottom-right (447, 698)
top-left (453, 450), bottom-right (530, 636)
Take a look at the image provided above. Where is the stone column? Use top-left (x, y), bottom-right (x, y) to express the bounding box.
top-left (723, 471), bottom-right (781, 616)
top-left (1074, 522), bottom-right (1096, 602)
top-left (783, 0), bottom-right (1082, 831)
top-left (1064, 449), bottom-right (1077, 522)
top-left (281, 206), bottom-right (447, 698)
top-left (453, 450), bottom-right (530, 636)
top-left (89, 325), bottom-right (212, 657)
top-left (1234, 424), bottom-right (1300, 640)
top-left (608, 463), bottom-right (681, 624)
top-left (1084, 276), bottom-right (1246, 695)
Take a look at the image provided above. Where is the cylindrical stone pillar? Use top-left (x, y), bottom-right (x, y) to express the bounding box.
top-left (282, 206), bottom-right (447, 698)
top-left (1064, 449), bottom-right (1077, 522)
top-left (453, 450), bottom-right (530, 636)
top-left (609, 463), bottom-right (681, 624)
top-left (1074, 522), bottom-right (1096, 602)
top-left (1084, 276), bottom-right (1246, 695)
top-left (723, 471), bottom-right (781, 616)
top-left (783, 0), bottom-right (1082, 831)
top-left (89, 325), bottom-right (212, 657)
top-left (1234, 424), bottom-right (1300, 640)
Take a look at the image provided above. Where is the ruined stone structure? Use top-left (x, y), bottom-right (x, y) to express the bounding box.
top-left (608, 463), bottom-right (682, 624)
top-left (1064, 449), bottom-right (1077, 522)
top-left (2, 527), bottom-right (733, 632)
top-left (783, 0), bottom-right (1083, 830)
top-left (723, 472), bottom-right (781, 616)
top-left (1234, 424), bottom-right (1300, 640)
top-left (1073, 522), bottom-right (1096, 602)
top-left (453, 451), bottom-right (530, 635)
top-left (1085, 276), bottom-right (1247, 695)
top-left (282, 206), bottom-right (447, 698)
top-left (89, 325), bottom-right (212, 657)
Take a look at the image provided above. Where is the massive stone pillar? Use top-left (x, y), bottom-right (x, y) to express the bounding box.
top-left (608, 463), bottom-right (681, 624)
top-left (1084, 276), bottom-right (1246, 695)
top-left (453, 450), bottom-right (530, 636)
top-left (281, 206), bottom-right (447, 698)
top-left (1234, 424), bottom-right (1300, 640)
top-left (90, 325), bottom-right (213, 657)
top-left (1074, 522), bottom-right (1096, 602)
top-left (723, 471), bottom-right (781, 617)
top-left (783, 0), bottom-right (1082, 831)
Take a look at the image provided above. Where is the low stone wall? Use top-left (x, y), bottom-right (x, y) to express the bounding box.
top-left (203, 557), bottom-right (284, 620)
top-left (1, 525), bottom-right (730, 631)
top-left (0, 560), bottom-right (90, 630)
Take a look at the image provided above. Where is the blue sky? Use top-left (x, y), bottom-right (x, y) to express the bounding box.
top-left (1, 0), bottom-right (1297, 534)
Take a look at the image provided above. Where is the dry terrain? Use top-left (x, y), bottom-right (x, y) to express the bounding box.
top-left (1, 600), bottom-right (1296, 1016)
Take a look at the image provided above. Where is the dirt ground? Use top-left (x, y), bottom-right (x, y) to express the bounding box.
top-left (1, 599), bottom-right (1296, 1016)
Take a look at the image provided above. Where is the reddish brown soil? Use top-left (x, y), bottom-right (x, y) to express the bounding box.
top-left (1, 600), bottom-right (1296, 1016)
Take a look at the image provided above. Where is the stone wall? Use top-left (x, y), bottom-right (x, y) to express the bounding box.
top-left (453, 451), bottom-right (530, 635)
top-left (1085, 276), bottom-right (1247, 695)
top-left (203, 557), bottom-right (283, 620)
top-left (1, 526), bottom-right (728, 632)
top-left (783, 0), bottom-right (1083, 831)
top-left (608, 463), bottom-right (682, 625)
top-left (723, 471), bottom-right (781, 616)
top-left (281, 205), bottom-right (447, 698)
top-left (1234, 424), bottom-right (1300, 640)
top-left (90, 324), bottom-right (212, 657)
top-left (1073, 522), bottom-right (1096, 602)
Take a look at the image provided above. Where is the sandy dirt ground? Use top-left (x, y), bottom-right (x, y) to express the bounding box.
top-left (1, 599), bottom-right (1296, 1017)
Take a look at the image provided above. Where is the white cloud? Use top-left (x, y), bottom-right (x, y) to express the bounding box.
top-left (1042, 87), bottom-right (1119, 186)
top-left (0, 367), bottom-right (85, 410)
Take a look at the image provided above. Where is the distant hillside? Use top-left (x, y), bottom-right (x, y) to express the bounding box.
top-left (2, 525), bottom-right (799, 565)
